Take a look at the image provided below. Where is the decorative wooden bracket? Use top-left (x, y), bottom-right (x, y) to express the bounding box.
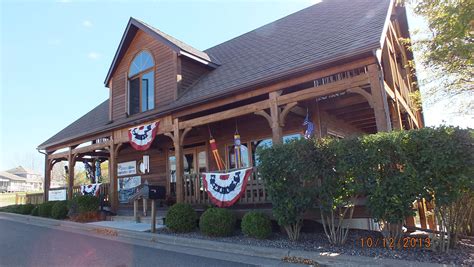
top-left (347, 87), bottom-right (374, 108)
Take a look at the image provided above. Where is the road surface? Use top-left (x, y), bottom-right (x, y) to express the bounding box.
top-left (0, 218), bottom-right (294, 267)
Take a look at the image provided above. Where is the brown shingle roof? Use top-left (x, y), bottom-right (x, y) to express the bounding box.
top-left (39, 0), bottom-right (392, 149)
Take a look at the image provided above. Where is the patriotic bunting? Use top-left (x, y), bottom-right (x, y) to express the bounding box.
top-left (128, 121), bottom-right (159, 151)
top-left (202, 168), bottom-right (253, 207)
top-left (81, 183), bottom-right (101, 197)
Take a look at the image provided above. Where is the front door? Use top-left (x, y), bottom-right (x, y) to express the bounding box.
top-left (168, 146), bottom-right (208, 199)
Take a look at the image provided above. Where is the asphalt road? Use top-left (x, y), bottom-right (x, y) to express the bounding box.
top-left (0, 218), bottom-right (292, 267)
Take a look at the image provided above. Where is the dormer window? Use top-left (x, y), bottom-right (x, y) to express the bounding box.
top-left (128, 51), bottom-right (155, 115)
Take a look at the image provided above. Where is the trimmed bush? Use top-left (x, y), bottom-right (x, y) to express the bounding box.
top-left (241, 211), bottom-right (272, 239)
top-left (38, 201), bottom-right (56, 218)
top-left (166, 203), bottom-right (197, 233)
top-left (76, 195), bottom-right (99, 213)
top-left (51, 201), bottom-right (69, 219)
top-left (19, 204), bottom-right (36, 215)
top-left (31, 205), bottom-right (39, 216)
top-left (199, 208), bottom-right (236, 237)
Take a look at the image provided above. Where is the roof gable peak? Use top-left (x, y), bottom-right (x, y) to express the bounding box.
top-left (104, 17), bottom-right (219, 86)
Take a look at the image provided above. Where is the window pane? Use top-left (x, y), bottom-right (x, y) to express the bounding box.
top-left (198, 151), bottom-right (207, 173)
top-left (227, 144), bottom-right (249, 169)
top-left (129, 51), bottom-right (154, 77)
top-left (283, 133), bottom-right (302, 143)
top-left (129, 78), bottom-right (140, 115)
top-left (251, 139), bottom-right (272, 167)
top-left (141, 71), bottom-right (154, 112)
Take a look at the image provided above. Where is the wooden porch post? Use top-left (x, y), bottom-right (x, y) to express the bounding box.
top-left (368, 64), bottom-right (391, 132)
top-left (43, 154), bottom-right (51, 202)
top-left (67, 148), bottom-right (75, 200)
top-left (109, 141), bottom-right (118, 212)
top-left (173, 118), bottom-right (184, 203)
top-left (270, 91), bottom-right (283, 144)
top-left (389, 100), bottom-right (402, 130)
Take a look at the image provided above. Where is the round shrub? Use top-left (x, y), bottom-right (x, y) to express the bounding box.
top-left (51, 201), bottom-right (68, 219)
top-left (38, 201), bottom-right (55, 217)
top-left (166, 203), bottom-right (197, 233)
top-left (199, 208), bottom-right (236, 237)
top-left (76, 195), bottom-right (99, 213)
top-left (241, 211), bottom-right (272, 239)
top-left (31, 205), bottom-right (39, 216)
top-left (19, 204), bottom-right (35, 215)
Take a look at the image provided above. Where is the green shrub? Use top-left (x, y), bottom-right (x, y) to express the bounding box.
top-left (19, 204), bottom-right (35, 215)
top-left (76, 195), bottom-right (99, 213)
top-left (199, 208), bottom-right (236, 237)
top-left (31, 205), bottom-right (39, 216)
top-left (257, 139), bottom-right (317, 241)
top-left (166, 203), bottom-right (197, 233)
top-left (241, 211), bottom-right (272, 239)
top-left (51, 201), bottom-right (69, 219)
top-left (38, 201), bottom-right (56, 217)
top-left (0, 204), bottom-right (22, 213)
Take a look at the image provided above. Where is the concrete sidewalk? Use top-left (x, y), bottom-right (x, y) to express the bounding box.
top-left (0, 212), bottom-right (449, 267)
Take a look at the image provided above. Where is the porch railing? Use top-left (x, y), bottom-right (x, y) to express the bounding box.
top-left (183, 167), bottom-right (269, 205)
top-left (72, 183), bottom-right (110, 205)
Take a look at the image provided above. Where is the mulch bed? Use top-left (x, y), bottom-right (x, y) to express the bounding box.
top-left (155, 228), bottom-right (474, 266)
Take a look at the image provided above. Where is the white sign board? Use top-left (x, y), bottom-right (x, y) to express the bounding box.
top-left (117, 161), bottom-right (136, 176)
top-left (48, 189), bottom-right (67, 201)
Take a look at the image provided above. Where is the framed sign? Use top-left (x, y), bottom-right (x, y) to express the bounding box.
top-left (117, 161), bottom-right (136, 176)
top-left (118, 176), bottom-right (141, 203)
top-left (49, 189), bottom-right (67, 201)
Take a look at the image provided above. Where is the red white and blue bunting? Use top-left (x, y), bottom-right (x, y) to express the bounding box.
top-left (202, 168), bottom-right (253, 207)
top-left (81, 183), bottom-right (101, 197)
top-left (128, 121), bottom-right (159, 151)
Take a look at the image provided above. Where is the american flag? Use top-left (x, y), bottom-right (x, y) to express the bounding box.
top-left (303, 114), bottom-right (315, 139)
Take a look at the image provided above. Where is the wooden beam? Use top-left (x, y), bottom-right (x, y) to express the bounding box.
top-left (173, 57), bottom-right (376, 119)
top-left (270, 91), bottom-right (283, 144)
top-left (367, 64), bottom-right (391, 131)
top-left (67, 148), bottom-right (75, 200)
top-left (173, 118), bottom-right (184, 203)
top-left (178, 74), bottom-right (369, 130)
top-left (72, 141), bottom-right (112, 155)
top-left (279, 102), bottom-right (298, 126)
top-left (384, 81), bottom-right (419, 128)
top-left (108, 139), bottom-right (118, 212)
top-left (43, 155), bottom-right (51, 202)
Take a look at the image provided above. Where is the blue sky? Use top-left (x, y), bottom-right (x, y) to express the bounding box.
top-left (1, 0), bottom-right (472, 173)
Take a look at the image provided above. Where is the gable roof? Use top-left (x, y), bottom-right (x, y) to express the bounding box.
top-left (38, 100), bottom-right (110, 149)
top-left (39, 0), bottom-right (394, 150)
top-left (6, 166), bottom-right (41, 176)
top-left (0, 171), bottom-right (27, 182)
top-left (104, 17), bottom-right (220, 86)
top-left (172, 0), bottom-right (391, 107)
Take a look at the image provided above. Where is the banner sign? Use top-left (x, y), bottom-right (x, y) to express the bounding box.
top-left (128, 121), bottom-right (159, 151)
top-left (202, 168), bottom-right (253, 207)
top-left (117, 161), bottom-right (136, 177)
top-left (48, 189), bottom-right (67, 201)
top-left (118, 176), bottom-right (141, 203)
top-left (80, 183), bottom-right (101, 197)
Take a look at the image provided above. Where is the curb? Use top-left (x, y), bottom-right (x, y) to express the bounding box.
top-left (0, 212), bottom-right (450, 267)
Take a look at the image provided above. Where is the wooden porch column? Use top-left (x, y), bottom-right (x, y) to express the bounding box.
top-left (389, 100), bottom-right (402, 130)
top-left (173, 118), bottom-right (184, 203)
top-left (368, 64), bottom-right (391, 132)
top-left (108, 141), bottom-right (118, 212)
top-left (67, 148), bottom-right (75, 200)
top-left (43, 154), bottom-right (51, 202)
top-left (270, 91), bottom-right (283, 144)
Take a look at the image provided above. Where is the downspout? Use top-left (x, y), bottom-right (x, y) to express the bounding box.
top-left (372, 49), bottom-right (392, 131)
top-left (37, 148), bottom-right (49, 201)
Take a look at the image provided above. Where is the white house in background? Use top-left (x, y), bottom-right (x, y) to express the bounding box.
top-left (0, 166), bottom-right (44, 192)
top-left (0, 171), bottom-right (27, 192)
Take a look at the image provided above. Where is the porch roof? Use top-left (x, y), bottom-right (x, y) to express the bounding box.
top-left (38, 0), bottom-right (392, 150)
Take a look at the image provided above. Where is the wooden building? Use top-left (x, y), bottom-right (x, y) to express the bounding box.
top-left (38, 0), bottom-right (423, 215)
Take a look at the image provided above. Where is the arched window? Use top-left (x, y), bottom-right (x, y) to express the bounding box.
top-left (128, 51), bottom-right (155, 115)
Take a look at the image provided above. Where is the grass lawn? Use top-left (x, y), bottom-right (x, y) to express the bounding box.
top-left (0, 193), bottom-right (18, 207)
